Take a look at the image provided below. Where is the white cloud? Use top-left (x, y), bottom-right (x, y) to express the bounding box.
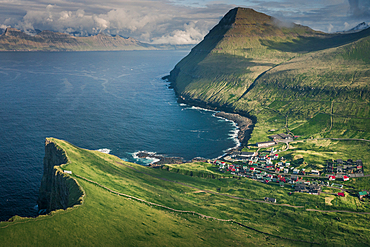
top-left (1, 0), bottom-right (369, 44)
top-left (151, 21), bottom-right (207, 44)
top-left (6, 2), bottom-right (229, 44)
top-left (328, 23), bottom-right (334, 32)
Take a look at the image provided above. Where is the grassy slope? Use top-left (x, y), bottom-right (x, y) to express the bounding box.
top-left (169, 7), bottom-right (370, 145)
top-left (1, 138), bottom-right (370, 246)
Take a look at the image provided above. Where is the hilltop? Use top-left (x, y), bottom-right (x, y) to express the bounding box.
top-left (0, 28), bottom-right (192, 51)
top-left (165, 7), bottom-right (370, 143)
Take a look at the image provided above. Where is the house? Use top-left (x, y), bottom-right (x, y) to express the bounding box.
top-left (256, 141), bottom-right (276, 148)
top-left (342, 175), bottom-right (349, 181)
top-left (284, 169), bottom-right (289, 174)
top-left (336, 159), bottom-right (343, 164)
top-left (291, 175), bottom-right (299, 182)
top-left (308, 184), bottom-right (321, 195)
top-left (359, 191), bottom-right (368, 200)
top-left (293, 169), bottom-right (300, 174)
top-left (338, 192), bottom-right (345, 197)
top-left (311, 170), bottom-right (320, 176)
top-left (238, 152), bottom-right (256, 158)
top-left (63, 170), bottom-right (72, 174)
top-left (269, 133), bottom-right (293, 141)
top-left (329, 176), bottom-right (336, 181)
top-left (264, 197), bottom-right (277, 203)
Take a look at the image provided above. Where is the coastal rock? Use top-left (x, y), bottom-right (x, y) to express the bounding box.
top-left (215, 111), bottom-right (253, 147)
top-left (37, 139), bottom-right (83, 213)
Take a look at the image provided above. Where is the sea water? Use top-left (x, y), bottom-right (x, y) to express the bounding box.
top-left (0, 50), bottom-right (238, 221)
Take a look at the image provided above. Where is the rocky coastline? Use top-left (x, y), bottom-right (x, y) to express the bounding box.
top-left (139, 97), bottom-right (254, 165)
top-left (214, 111), bottom-right (253, 148)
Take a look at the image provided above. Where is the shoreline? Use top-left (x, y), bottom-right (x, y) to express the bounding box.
top-left (214, 111), bottom-right (253, 150)
top-left (136, 104), bottom-right (254, 165)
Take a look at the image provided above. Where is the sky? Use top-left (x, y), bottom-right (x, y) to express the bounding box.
top-left (0, 0), bottom-right (369, 45)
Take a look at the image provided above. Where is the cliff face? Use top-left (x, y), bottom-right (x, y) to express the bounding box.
top-left (166, 7), bottom-right (370, 142)
top-left (37, 139), bottom-right (83, 213)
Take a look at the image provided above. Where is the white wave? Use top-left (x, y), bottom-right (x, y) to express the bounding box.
top-left (190, 106), bottom-right (215, 112)
top-left (131, 151), bottom-right (160, 165)
top-left (96, 148), bottom-right (111, 154)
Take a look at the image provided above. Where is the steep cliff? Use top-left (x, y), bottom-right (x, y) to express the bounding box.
top-left (37, 139), bottom-right (84, 213)
top-left (166, 7), bottom-right (370, 142)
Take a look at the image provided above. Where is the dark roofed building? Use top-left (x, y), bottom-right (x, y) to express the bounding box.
top-left (269, 133), bottom-right (292, 141)
top-left (264, 197), bottom-right (276, 203)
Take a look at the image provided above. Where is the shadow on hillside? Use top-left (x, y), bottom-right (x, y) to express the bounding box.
top-left (260, 28), bottom-right (370, 53)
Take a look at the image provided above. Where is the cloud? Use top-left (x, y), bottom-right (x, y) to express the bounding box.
top-left (151, 21), bottom-right (207, 44)
top-left (348, 0), bottom-right (370, 19)
top-left (1, 0), bottom-right (369, 43)
top-left (5, 2), bottom-right (232, 44)
top-left (328, 23), bottom-right (334, 32)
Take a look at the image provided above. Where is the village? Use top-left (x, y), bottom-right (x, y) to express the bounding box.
top-left (210, 133), bottom-right (368, 203)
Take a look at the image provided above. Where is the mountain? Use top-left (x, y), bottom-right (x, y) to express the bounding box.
top-left (166, 7), bottom-right (370, 143)
top-left (348, 22), bottom-right (369, 33)
top-left (0, 28), bottom-right (163, 51)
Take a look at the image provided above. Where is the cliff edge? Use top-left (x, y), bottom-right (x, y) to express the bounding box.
top-left (37, 138), bottom-right (84, 213)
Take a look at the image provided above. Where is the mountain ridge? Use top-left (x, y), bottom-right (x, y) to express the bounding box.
top-left (0, 27), bottom-right (192, 51)
top-left (166, 7), bottom-right (370, 143)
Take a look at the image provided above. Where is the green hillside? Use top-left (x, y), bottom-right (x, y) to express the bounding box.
top-left (166, 7), bottom-right (370, 143)
top-left (1, 138), bottom-right (370, 246)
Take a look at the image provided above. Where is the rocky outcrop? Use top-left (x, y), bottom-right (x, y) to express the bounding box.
top-left (37, 139), bottom-right (83, 213)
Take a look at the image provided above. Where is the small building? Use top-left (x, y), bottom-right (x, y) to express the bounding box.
top-left (63, 170), bottom-right (72, 174)
top-left (238, 152), bottom-right (256, 158)
top-left (256, 141), bottom-right (276, 148)
top-left (264, 197), bottom-right (277, 203)
top-left (329, 176), bottom-right (336, 181)
top-left (338, 192), bottom-right (345, 197)
top-left (269, 133), bottom-right (293, 141)
top-left (359, 191), bottom-right (368, 200)
top-left (311, 170), bottom-right (320, 176)
top-left (342, 175), bottom-right (349, 181)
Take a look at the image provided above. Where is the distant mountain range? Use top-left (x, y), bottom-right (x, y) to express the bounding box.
top-left (0, 28), bottom-right (192, 51)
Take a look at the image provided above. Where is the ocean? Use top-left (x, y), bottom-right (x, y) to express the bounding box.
top-left (0, 50), bottom-right (238, 221)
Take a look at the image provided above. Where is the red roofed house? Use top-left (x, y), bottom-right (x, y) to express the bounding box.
top-left (338, 192), bottom-right (345, 197)
top-left (329, 176), bottom-right (336, 181)
top-left (343, 176), bottom-right (349, 181)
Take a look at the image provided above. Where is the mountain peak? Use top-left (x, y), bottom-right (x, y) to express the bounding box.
top-left (2, 28), bottom-right (31, 39)
top-left (348, 22), bottom-right (369, 32)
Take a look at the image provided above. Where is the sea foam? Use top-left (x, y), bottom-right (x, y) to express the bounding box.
top-left (96, 148), bottom-right (111, 154)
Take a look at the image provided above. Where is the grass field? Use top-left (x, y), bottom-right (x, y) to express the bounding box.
top-left (1, 138), bottom-right (370, 246)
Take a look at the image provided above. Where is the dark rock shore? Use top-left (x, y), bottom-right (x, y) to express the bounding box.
top-left (215, 111), bottom-right (253, 148)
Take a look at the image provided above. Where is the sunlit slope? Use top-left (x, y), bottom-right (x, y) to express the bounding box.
top-left (167, 7), bottom-right (370, 141)
top-left (168, 8), bottom-right (322, 106)
top-left (240, 34), bottom-right (370, 141)
top-left (2, 138), bottom-right (370, 246)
